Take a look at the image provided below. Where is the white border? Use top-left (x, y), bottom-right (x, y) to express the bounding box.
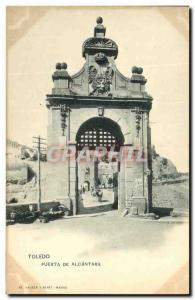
top-left (0, 0), bottom-right (193, 5)
top-left (0, 1), bottom-right (193, 299)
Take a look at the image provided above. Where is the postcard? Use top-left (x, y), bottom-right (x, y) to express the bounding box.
top-left (6, 6), bottom-right (190, 295)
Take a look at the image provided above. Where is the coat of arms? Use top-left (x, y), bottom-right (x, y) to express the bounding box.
top-left (88, 65), bottom-right (114, 97)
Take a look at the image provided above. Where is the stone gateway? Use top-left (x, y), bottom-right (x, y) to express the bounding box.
top-left (46, 17), bottom-right (153, 216)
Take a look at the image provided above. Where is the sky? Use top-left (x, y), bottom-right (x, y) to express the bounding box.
top-left (6, 6), bottom-right (189, 172)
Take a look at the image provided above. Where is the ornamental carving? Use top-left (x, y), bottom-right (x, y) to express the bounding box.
top-left (135, 109), bottom-right (142, 137)
top-left (60, 105), bottom-right (70, 136)
top-left (85, 38), bottom-right (117, 49)
top-left (95, 52), bottom-right (108, 64)
top-left (88, 65), bottom-right (114, 97)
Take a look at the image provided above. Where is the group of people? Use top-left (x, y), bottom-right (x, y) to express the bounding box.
top-left (79, 185), bottom-right (103, 202)
top-left (90, 186), bottom-right (103, 202)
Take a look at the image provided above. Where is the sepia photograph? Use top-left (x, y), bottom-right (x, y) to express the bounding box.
top-left (6, 6), bottom-right (190, 295)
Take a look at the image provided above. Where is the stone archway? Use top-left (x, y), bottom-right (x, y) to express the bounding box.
top-left (46, 17), bottom-right (153, 216)
top-left (75, 117), bottom-right (124, 214)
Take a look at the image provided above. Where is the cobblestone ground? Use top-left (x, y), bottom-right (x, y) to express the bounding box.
top-left (81, 189), bottom-right (114, 208)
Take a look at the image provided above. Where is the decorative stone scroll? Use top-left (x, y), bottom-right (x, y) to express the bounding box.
top-left (135, 109), bottom-right (142, 137)
top-left (60, 105), bottom-right (70, 136)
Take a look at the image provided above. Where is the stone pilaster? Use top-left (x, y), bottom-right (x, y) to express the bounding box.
top-left (69, 143), bottom-right (77, 215)
top-left (118, 147), bottom-right (126, 212)
top-left (120, 108), bottom-right (150, 216)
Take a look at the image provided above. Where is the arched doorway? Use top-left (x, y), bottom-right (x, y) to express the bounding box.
top-left (76, 117), bottom-right (124, 150)
top-left (83, 180), bottom-right (90, 191)
top-left (76, 117), bottom-right (124, 214)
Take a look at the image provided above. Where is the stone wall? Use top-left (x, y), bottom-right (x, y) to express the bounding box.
top-left (152, 179), bottom-right (189, 209)
top-left (6, 201), bottom-right (61, 218)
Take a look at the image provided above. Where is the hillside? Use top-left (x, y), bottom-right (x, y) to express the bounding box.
top-left (151, 145), bottom-right (180, 181)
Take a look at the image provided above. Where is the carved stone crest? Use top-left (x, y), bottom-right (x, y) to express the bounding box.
top-left (88, 65), bottom-right (114, 97)
top-left (85, 38), bottom-right (116, 49)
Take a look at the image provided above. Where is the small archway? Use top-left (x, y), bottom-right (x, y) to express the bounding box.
top-left (83, 180), bottom-right (90, 191)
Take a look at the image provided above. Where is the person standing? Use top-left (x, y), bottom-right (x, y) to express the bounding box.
top-left (96, 189), bottom-right (103, 202)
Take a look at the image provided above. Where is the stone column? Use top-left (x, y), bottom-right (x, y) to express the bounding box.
top-left (54, 106), bottom-right (72, 213)
top-left (69, 143), bottom-right (77, 215)
top-left (46, 104), bottom-right (75, 214)
top-left (118, 146), bottom-right (126, 212)
top-left (45, 63), bottom-right (75, 213)
top-left (146, 118), bottom-right (153, 212)
top-left (123, 109), bottom-right (148, 215)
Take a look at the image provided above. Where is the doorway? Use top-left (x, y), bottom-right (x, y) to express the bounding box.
top-left (75, 117), bottom-right (124, 214)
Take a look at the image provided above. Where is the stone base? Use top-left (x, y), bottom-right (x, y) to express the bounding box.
top-left (171, 208), bottom-right (189, 218)
top-left (128, 197), bottom-right (147, 215)
top-left (140, 212), bottom-right (159, 220)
